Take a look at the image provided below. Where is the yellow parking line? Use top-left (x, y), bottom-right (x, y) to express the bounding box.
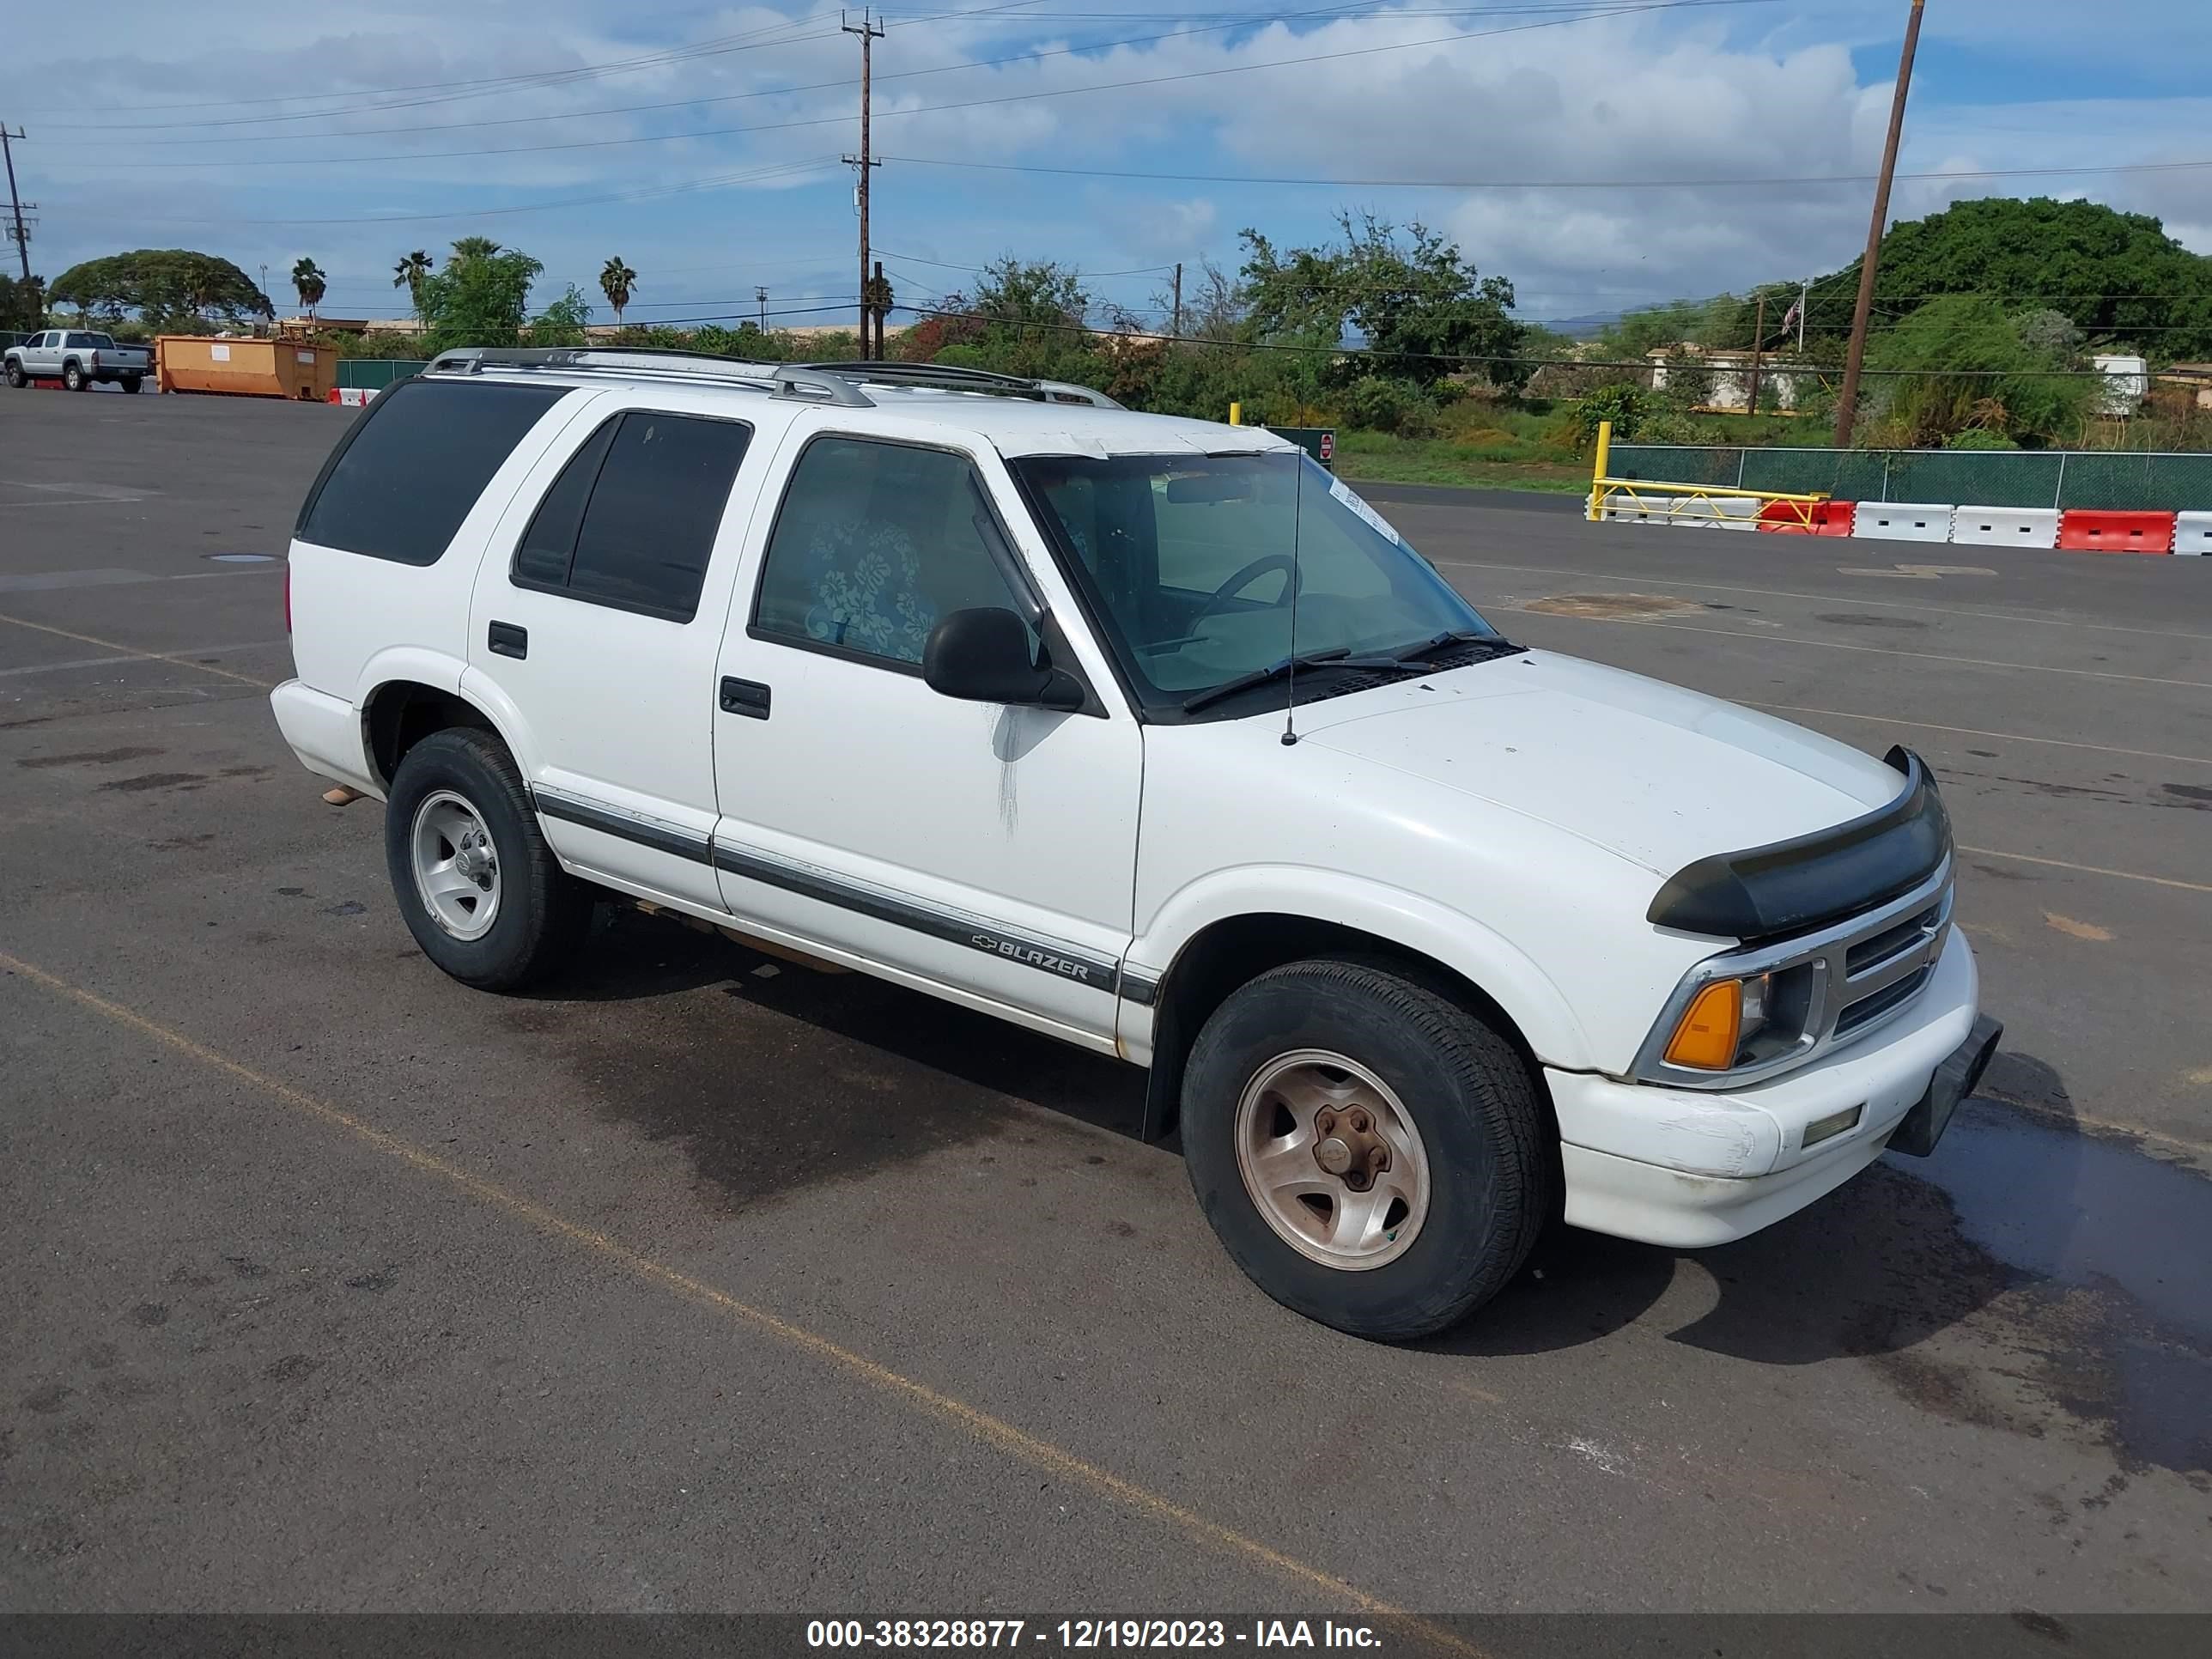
top-left (0, 947), bottom-right (1480, 1656)
top-left (0, 610), bottom-right (276, 690)
top-left (1959, 847), bottom-right (2212, 895)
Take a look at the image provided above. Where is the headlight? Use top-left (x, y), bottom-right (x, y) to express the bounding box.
top-left (1662, 978), bottom-right (1746, 1069)
top-left (1660, 970), bottom-right (1778, 1071)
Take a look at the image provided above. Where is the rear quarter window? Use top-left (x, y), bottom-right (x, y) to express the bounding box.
top-left (295, 379), bottom-right (568, 566)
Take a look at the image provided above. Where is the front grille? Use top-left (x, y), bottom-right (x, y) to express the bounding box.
top-left (1836, 963), bottom-right (1934, 1035)
top-left (1846, 903), bottom-right (1942, 975)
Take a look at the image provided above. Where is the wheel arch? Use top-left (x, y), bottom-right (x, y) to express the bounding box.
top-left (1136, 908), bottom-right (1567, 1174)
top-left (362, 678), bottom-right (507, 789)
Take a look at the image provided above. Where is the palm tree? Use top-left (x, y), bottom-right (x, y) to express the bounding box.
top-left (290, 256), bottom-right (326, 317)
top-left (392, 249), bottom-right (434, 317)
top-left (449, 236), bottom-right (502, 264)
top-left (599, 256), bottom-right (637, 328)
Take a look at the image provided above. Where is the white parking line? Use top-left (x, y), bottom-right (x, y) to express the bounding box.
top-left (0, 640), bottom-right (288, 679)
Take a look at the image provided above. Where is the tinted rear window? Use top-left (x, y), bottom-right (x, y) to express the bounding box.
top-left (511, 410), bottom-right (750, 622)
top-left (296, 380), bottom-right (567, 566)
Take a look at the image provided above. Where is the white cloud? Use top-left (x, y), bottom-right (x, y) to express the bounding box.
top-left (11, 2), bottom-right (2209, 319)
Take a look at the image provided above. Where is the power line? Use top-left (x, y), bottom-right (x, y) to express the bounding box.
top-left (43, 156), bottom-right (848, 228)
top-left (26, 17), bottom-right (849, 125)
top-left (890, 299), bottom-right (2169, 377)
top-left (877, 154), bottom-right (2212, 190)
top-left (36, 0), bottom-right (1783, 172)
top-left (53, 1), bottom-right (1686, 146)
top-left (31, 0), bottom-right (1109, 131)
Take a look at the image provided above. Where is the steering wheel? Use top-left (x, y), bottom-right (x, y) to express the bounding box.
top-left (1189, 554), bottom-right (1299, 630)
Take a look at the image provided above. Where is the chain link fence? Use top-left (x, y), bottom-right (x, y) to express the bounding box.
top-left (335, 358), bottom-right (428, 391)
top-left (1607, 444), bottom-right (2212, 512)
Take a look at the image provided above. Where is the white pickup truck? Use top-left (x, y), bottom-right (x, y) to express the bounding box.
top-left (4, 329), bottom-right (153, 392)
top-left (270, 348), bottom-right (1999, 1339)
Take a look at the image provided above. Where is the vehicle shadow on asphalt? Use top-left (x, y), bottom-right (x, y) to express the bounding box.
top-left (507, 907), bottom-right (1152, 1213)
top-left (1428, 1052), bottom-right (2090, 1370)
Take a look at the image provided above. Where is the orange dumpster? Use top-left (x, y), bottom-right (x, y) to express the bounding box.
top-left (155, 336), bottom-right (337, 401)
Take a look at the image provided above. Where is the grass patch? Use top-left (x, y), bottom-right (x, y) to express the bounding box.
top-left (1331, 429), bottom-right (1592, 493)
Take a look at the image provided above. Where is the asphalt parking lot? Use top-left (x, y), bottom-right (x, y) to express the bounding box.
top-left (3, 390), bottom-right (2208, 1628)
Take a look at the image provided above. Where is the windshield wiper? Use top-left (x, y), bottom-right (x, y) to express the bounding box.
top-left (1392, 628), bottom-right (1512, 663)
top-left (1181, 648), bottom-right (1409, 714)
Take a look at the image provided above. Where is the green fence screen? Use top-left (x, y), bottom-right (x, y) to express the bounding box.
top-left (336, 358), bottom-right (428, 391)
top-left (1607, 444), bottom-right (2212, 513)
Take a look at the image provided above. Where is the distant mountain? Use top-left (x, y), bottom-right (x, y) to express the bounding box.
top-left (1527, 311), bottom-right (1623, 340)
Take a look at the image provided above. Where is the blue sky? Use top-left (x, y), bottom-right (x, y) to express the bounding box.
top-left (8, 0), bottom-right (2207, 331)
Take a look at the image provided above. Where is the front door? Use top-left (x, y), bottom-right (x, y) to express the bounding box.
top-left (708, 422), bottom-right (1142, 1049)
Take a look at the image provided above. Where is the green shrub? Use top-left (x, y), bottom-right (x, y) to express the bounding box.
top-left (1564, 382), bottom-right (1644, 442)
top-left (1945, 427), bottom-right (2021, 451)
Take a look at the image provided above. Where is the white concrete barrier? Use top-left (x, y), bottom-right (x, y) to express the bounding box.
top-left (2174, 511), bottom-right (2212, 556)
top-left (1852, 503), bottom-right (1954, 544)
top-left (1950, 506), bottom-right (2059, 550)
top-left (1665, 497), bottom-right (1762, 531)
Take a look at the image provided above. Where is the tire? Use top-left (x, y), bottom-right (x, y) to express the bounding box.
top-left (124, 374), bottom-right (144, 394)
top-left (4, 360), bottom-right (22, 389)
top-left (1182, 957), bottom-right (1549, 1341)
top-left (383, 726), bottom-right (592, 991)
top-left (64, 361), bottom-right (85, 392)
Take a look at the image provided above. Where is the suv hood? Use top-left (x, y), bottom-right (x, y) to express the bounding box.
top-left (1297, 652), bottom-right (1905, 878)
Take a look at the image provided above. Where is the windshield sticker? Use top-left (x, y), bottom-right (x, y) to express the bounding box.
top-left (1329, 476), bottom-right (1401, 544)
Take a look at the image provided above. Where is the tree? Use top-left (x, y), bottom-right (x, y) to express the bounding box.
top-left (392, 250), bottom-right (434, 319)
top-left (1240, 212), bottom-right (1528, 390)
top-left (1866, 294), bottom-right (2094, 447)
top-left (416, 238), bottom-right (544, 352)
top-left (599, 257), bottom-right (637, 326)
top-left (290, 257), bottom-right (326, 315)
top-left (47, 250), bottom-right (270, 325)
top-left (526, 285), bottom-right (592, 347)
top-left (0, 271), bottom-right (44, 331)
top-left (1808, 197), bottom-right (2212, 359)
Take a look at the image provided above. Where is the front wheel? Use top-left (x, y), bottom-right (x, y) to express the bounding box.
top-left (4, 360), bottom-right (23, 389)
top-left (1182, 958), bottom-right (1549, 1340)
top-left (383, 726), bottom-right (592, 991)
top-left (64, 362), bottom-right (86, 392)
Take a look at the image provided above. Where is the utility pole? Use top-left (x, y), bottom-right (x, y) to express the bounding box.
top-left (1834, 0), bottom-right (1925, 449)
top-left (3, 124), bottom-right (33, 284)
top-left (1798, 277), bottom-right (1810, 351)
top-left (756, 285), bottom-right (769, 333)
top-left (870, 259), bottom-right (890, 358)
top-left (1746, 292), bottom-right (1766, 418)
top-left (842, 9), bottom-right (884, 359)
top-left (1171, 261), bottom-right (1182, 339)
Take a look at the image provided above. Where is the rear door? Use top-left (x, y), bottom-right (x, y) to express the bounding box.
top-left (465, 388), bottom-right (778, 915)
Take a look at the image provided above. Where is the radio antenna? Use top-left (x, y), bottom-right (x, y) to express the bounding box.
top-left (1281, 450), bottom-right (1304, 748)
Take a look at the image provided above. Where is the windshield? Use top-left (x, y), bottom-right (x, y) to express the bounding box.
top-left (1013, 451), bottom-right (1502, 716)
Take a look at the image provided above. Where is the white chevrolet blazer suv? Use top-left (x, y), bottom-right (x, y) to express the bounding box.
top-left (272, 348), bottom-right (2000, 1339)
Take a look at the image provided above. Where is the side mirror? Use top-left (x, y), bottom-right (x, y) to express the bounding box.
top-left (923, 607), bottom-right (1085, 712)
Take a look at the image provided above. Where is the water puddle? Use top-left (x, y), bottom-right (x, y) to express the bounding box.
top-left (1905, 1100), bottom-right (2211, 1472)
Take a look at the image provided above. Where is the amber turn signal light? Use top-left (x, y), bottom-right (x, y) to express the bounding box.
top-left (1663, 980), bottom-right (1743, 1070)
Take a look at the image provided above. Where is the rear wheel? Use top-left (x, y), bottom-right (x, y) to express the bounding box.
top-left (124, 374), bottom-right (144, 394)
top-left (1182, 957), bottom-right (1548, 1340)
top-left (63, 361), bottom-right (85, 392)
top-left (383, 726), bottom-right (592, 991)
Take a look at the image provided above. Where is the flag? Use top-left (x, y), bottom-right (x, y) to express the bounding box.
top-left (1781, 296), bottom-right (1803, 337)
